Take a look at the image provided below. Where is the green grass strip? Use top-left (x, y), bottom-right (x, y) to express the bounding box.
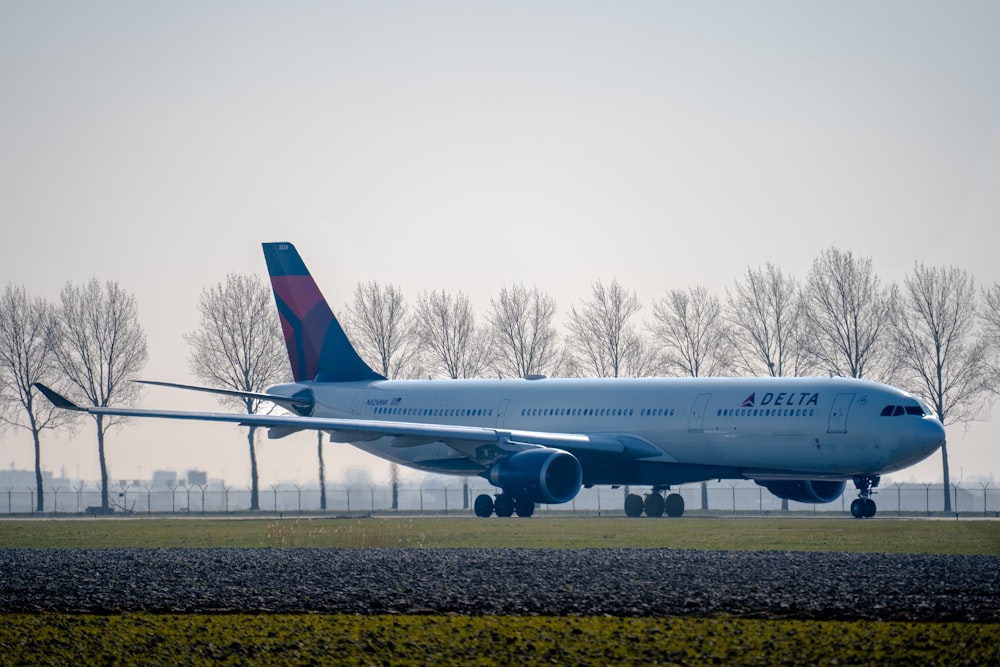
top-left (1, 613), bottom-right (997, 666)
top-left (1, 517), bottom-right (998, 554)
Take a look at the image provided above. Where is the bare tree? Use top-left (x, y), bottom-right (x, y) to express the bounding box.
top-left (894, 263), bottom-right (989, 512)
top-left (185, 273), bottom-right (289, 511)
top-left (801, 248), bottom-right (899, 382)
top-left (51, 280), bottom-right (147, 511)
top-left (346, 282), bottom-right (423, 498)
top-left (620, 331), bottom-right (662, 378)
top-left (415, 290), bottom-right (491, 379)
top-left (487, 284), bottom-right (560, 378)
top-left (725, 263), bottom-right (808, 377)
top-left (347, 281), bottom-right (419, 379)
top-left (649, 285), bottom-right (732, 377)
top-left (0, 285), bottom-right (74, 511)
top-left (565, 279), bottom-right (652, 378)
top-left (982, 283), bottom-right (1000, 394)
top-left (389, 459), bottom-right (399, 511)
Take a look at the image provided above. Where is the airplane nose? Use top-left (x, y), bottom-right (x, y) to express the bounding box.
top-left (918, 417), bottom-right (946, 452)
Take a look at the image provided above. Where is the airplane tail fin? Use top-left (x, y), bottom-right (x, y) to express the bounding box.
top-left (262, 242), bottom-right (385, 383)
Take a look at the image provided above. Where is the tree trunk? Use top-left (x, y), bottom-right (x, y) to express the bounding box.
top-left (97, 414), bottom-right (109, 510)
top-left (248, 427), bottom-right (259, 511)
top-left (941, 440), bottom-right (952, 512)
top-left (317, 431), bottom-right (326, 511)
top-left (33, 429), bottom-right (44, 513)
top-left (390, 463), bottom-right (399, 510)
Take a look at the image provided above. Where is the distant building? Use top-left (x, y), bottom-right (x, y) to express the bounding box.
top-left (0, 469), bottom-right (54, 488)
top-left (152, 470), bottom-right (178, 488)
top-left (186, 470), bottom-right (207, 486)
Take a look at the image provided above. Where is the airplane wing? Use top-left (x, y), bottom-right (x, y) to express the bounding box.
top-left (33, 384), bottom-right (662, 467)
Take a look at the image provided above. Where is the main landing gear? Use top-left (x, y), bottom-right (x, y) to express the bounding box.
top-left (850, 475), bottom-right (880, 519)
top-left (624, 489), bottom-right (685, 518)
top-left (473, 493), bottom-right (535, 518)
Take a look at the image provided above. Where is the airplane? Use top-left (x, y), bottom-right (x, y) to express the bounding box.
top-left (36, 242), bottom-right (946, 519)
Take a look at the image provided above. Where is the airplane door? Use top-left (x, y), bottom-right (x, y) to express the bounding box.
top-left (828, 393), bottom-right (854, 433)
top-left (688, 393), bottom-right (712, 432)
top-left (495, 399), bottom-right (510, 428)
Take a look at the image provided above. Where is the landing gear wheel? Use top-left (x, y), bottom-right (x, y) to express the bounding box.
top-left (665, 493), bottom-right (685, 518)
top-left (643, 493), bottom-right (665, 517)
top-left (863, 498), bottom-right (877, 518)
top-left (514, 496), bottom-right (535, 518)
top-left (494, 494), bottom-right (515, 518)
top-left (473, 494), bottom-right (494, 518)
top-left (850, 498), bottom-right (865, 519)
top-left (624, 493), bottom-right (644, 517)
top-left (851, 475), bottom-right (881, 519)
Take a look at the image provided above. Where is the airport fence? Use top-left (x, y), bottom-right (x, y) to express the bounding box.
top-left (4, 481), bottom-right (1000, 517)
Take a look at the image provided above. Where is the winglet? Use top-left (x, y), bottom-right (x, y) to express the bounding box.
top-left (33, 384), bottom-right (86, 411)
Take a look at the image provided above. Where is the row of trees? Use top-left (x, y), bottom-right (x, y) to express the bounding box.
top-left (0, 281), bottom-right (147, 512)
top-left (3, 248), bottom-right (1000, 513)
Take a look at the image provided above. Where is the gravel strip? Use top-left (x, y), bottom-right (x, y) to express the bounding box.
top-left (1, 549), bottom-right (998, 621)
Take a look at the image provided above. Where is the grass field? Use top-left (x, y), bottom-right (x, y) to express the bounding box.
top-left (2, 516), bottom-right (998, 665)
top-left (1, 515), bottom-right (998, 553)
top-left (2, 613), bottom-right (998, 666)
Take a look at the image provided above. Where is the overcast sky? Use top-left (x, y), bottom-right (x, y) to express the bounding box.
top-left (2, 2), bottom-right (999, 489)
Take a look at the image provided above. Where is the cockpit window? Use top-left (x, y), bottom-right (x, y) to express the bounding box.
top-left (881, 403), bottom-right (928, 417)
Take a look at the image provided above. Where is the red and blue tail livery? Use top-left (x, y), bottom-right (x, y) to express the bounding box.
top-left (262, 243), bottom-right (383, 383)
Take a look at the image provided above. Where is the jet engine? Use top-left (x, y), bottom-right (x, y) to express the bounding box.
top-left (756, 479), bottom-right (846, 504)
top-left (489, 449), bottom-right (583, 505)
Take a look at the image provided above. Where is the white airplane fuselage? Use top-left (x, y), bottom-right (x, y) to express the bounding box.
top-left (270, 375), bottom-right (944, 486)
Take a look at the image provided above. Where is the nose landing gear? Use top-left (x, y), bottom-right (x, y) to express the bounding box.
top-left (850, 475), bottom-right (880, 519)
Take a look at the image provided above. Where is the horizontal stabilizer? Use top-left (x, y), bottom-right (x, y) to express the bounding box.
top-left (135, 379), bottom-right (313, 414)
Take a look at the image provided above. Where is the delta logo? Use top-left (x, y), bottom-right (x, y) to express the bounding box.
top-left (740, 391), bottom-right (819, 408)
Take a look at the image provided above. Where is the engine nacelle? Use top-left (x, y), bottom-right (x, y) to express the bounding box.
top-left (756, 479), bottom-right (846, 504)
top-left (489, 449), bottom-right (583, 505)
